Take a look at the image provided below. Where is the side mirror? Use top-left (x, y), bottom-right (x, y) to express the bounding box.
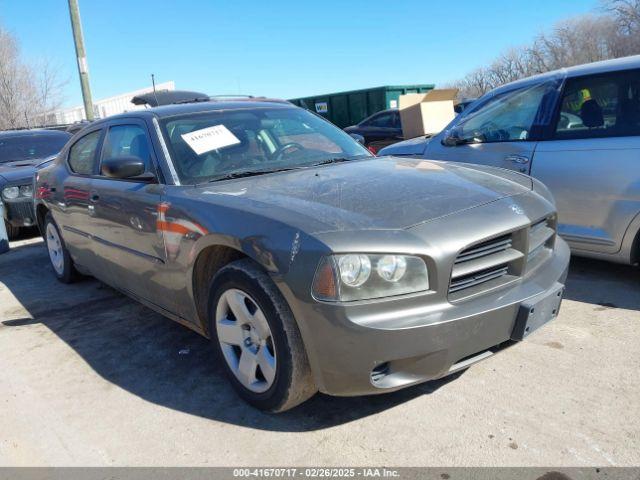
top-left (101, 156), bottom-right (149, 180)
top-left (349, 133), bottom-right (365, 145)
top-left (442, 129), bottom-right (463, 147)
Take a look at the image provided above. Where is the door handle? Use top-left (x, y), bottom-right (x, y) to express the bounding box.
top-left (505, 154), bottom-right (529, 164)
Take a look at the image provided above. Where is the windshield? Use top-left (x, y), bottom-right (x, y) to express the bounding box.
top-left (0, 133), bottom-right (70, 164)
top-left (160, 106), bottom-right (372, 184)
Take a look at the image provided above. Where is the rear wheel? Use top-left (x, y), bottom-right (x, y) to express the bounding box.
top-left (208, 259), bottom-right (316, 412)
top-left (44, 213), bottom-right (78, 283)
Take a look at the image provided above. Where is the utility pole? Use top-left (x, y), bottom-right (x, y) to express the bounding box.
top-left (67, 0), bottom-right (94, 121)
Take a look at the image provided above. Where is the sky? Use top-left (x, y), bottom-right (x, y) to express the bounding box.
top-left (1, 0), bottom-right (600, 109)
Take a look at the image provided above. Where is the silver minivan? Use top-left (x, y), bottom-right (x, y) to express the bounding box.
top-left (380, 55), bottom-right (640, 265)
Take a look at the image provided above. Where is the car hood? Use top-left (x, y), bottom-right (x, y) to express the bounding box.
top-left (377, 136), bottom-right (432, 156)
top-left (0, 157), bottom-right (53, 183)
top-left (192, 157), bottom-right (531, 233)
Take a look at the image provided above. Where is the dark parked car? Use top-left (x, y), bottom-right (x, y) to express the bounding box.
top-left (35, 99), bottom-right (568, 412)
top-left (343, 109), bottom-right (403, 153)
top-left (0, 129), bottom-right (71, 238)
top-left (345, 102), bottom-right (476, 153)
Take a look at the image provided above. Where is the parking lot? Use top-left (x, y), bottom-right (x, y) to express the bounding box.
top-left (0, 234), bottom-right (639, 467)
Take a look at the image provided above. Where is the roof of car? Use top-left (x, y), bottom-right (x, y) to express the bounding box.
top-left (105, 98), bottom-right (294, 123)
top-left (494, 54), bottom-right (640, 94)
top-left (0, 128), bottom-right (72, 138)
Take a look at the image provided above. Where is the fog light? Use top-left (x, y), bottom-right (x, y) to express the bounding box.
top-left (371, 362), bottom-right (390, 384)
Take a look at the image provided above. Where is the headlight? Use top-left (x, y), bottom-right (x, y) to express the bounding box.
top-left (312, 254), bottom-right (429, 302)
top-left (338, 254), bottom-right (371, 287)
top-left (2, 186), bottom-right (19, 200)
top-left (19, 185), bottom-right (33, 198)
top-left (377, 255), bottom-right (407, 282)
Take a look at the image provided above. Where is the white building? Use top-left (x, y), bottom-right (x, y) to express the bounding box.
top-left (42, 81), bottom-right (175, 125)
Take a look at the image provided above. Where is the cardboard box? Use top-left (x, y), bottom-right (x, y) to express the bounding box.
top-left (399, 89), bottom-right (458, 139)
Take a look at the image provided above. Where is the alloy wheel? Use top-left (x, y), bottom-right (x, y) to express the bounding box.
top-left (46, 223), bottom-right (64, 276)
top-left (215, 288), bottom-right (277, 393)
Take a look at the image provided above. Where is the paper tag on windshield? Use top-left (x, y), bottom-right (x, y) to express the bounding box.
top-left (181, 125), bottom-right (240, 155)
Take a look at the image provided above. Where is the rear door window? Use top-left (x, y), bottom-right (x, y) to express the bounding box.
top-left (68, 130), bottom-right (102, 175)
top-left (554, 69), bottom-right (640, 139)
top-left (392, 112), bottom-right (401, 128)
top-left (366, 112), bottom-right (395, 128)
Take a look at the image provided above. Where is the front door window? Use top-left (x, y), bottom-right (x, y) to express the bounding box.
top-left (449, 81), bottom-right (555, 144)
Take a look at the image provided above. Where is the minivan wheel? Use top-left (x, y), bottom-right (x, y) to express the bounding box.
top-left (207, 259), bottom-right (316, 412)
top-left (44, 213), bottom-right (78, 283)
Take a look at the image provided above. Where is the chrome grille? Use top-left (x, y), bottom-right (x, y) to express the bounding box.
top-left (449, 233), bottom-right (524, 296)
top-left (6, 201), bottom-right (34, 222)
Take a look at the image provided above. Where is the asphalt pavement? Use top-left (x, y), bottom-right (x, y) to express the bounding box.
top-left (1, 235), bottom-right (638, 466)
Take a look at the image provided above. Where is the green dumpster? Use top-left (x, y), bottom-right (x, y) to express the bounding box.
top-left (288, 84), bottom-right (434, 128)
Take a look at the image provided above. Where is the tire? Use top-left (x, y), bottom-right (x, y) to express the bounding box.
top-left (44, 213), bottom-right (78, 283)
top-left (207, 258), bottom-right (316, 412)
top-left (4, 221), bottom-right (20, 241)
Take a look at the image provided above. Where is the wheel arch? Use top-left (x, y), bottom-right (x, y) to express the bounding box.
top-left (620, 209), bottom-right (640, 265)
top-left (190, 242), bottom-right (250, 335)
top-left (35, 203), bottom-right (50, 238)
top-left (631, 225), bottom-right (640, 266)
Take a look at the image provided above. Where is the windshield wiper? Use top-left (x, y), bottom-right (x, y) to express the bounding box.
top-left (312, 155), bottom-right (368, 166)
top-left (207, 166), bottom-right (300, 182)
top-left (206, 155), bottom-right (369, 183)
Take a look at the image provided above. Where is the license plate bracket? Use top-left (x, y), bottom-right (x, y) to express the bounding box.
top-left (511, 282), bottom-right (565, 341)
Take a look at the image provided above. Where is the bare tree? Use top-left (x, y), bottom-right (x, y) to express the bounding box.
top-left (0, 25), bottom-right (65, 130)
top-left (450, 2), bottom-right (640, 98)
top-left (32, 59), bottom-right (67, 126)
top-left (603, 0), bottom-right (640, 33)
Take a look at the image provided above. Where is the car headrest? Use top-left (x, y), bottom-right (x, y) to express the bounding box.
top-left (580, 99), bottom-right (604, 128)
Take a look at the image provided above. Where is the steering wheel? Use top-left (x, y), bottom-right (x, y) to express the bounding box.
top-left (272, 142), bottom-right (305, 161)
top-left (471, 122), bottom-right (510, 142)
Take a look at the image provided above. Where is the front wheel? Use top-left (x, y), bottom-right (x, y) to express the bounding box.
top-left (208, 259), bottom-right (316, 412)
top-left (44, 213), bottom-right (78, 283)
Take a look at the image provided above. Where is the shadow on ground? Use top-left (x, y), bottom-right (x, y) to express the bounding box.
top-left (0, 239), bottom-right (463, 432)
top-left (563, 256), bottom-right (640, 311)
top-left (2, 240), bottom-right (638, 431)
top-left (5, 226), bottom-right (39, 242)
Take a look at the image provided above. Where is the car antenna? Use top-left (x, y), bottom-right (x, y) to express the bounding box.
top-left (151, 73), bottom-right (159, 108)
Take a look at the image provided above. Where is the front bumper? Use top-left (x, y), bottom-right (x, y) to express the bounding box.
top-left (2, 198), bottom-right (35, 227)
top-left (291, 237), bottom-right (570, 396)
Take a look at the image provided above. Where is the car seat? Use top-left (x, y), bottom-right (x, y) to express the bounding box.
top-left (129, 133), bottom-right (150, 165)
top-left (580, 99), bottom-right (604, 129)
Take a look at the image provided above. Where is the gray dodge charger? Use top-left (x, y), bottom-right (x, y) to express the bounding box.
top-left (34, 99), bottom-right (569, 412)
